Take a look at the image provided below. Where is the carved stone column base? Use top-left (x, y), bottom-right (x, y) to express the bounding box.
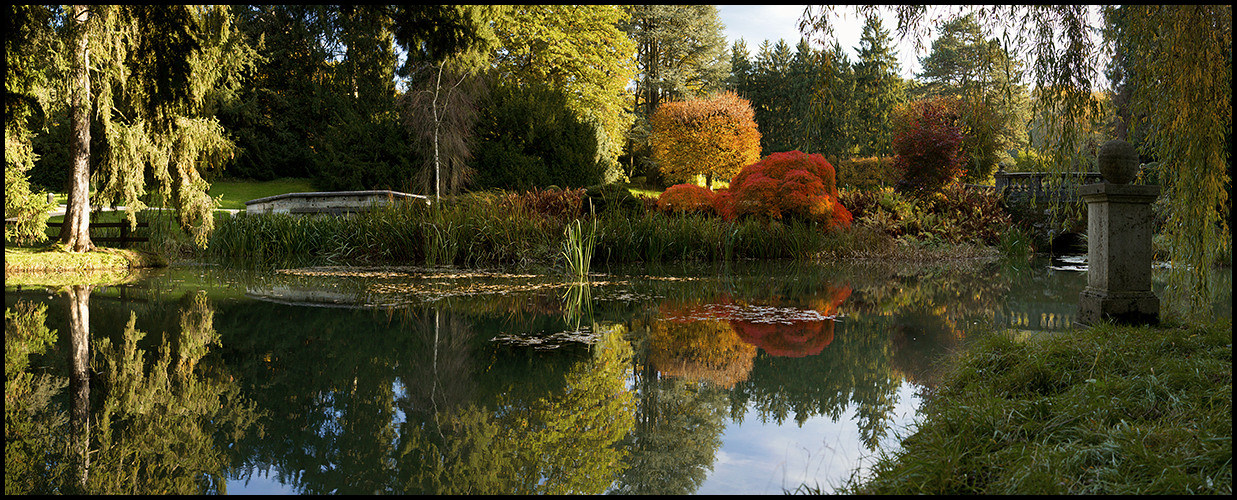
top-left (1077, 287), bottom-right (1160, 326)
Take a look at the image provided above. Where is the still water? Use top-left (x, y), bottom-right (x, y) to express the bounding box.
top-left (5, 257), bottom-right (1230, 495)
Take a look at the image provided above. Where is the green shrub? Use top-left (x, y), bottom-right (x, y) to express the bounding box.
top-left (840, 184), bottom-right (1013, 246)
top-left (473, 82), bottom-right (603, 190)
top-left (837, 156), bottom-right (897, 190)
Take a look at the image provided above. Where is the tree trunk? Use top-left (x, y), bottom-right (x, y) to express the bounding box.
top-left (432, 61), bottom-right (444, 202)
top-left (68, 284), bottom-right (93, 490)
top-left (60, 5), bottom-right (94, 252)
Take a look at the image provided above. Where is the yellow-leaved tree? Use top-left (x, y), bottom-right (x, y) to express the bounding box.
top-left (649, 91), bottom-right (761, 188)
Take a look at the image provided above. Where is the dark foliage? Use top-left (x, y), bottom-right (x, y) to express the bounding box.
top-left (472, 81), bottom-right (603, 190)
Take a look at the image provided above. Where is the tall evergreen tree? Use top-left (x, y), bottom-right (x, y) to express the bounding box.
top-left (727, 39), bottom-right (753, 99)
top-left (786, 39), bottom-right (818, 152)
top-left (915, 13), bottom-right (1029, 182)
top-left (624, 5), bottom-right (730, 119)
top-left (851, 15), bottom-right (905, 158)
top-left (751, 39), bottom-right (796, 154)
top-left (222, 5), bottom-right (336, 180)
top-left (811, 41), bottom-right (856, 160)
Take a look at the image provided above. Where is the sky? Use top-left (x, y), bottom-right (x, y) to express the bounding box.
top-left (717, 5), bottom-right (926, 80)
top-left (716, 5), bottom-right (1109, 87)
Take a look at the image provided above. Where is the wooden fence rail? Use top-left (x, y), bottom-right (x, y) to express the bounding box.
top-left (44, 221), bottom-right (149, 247)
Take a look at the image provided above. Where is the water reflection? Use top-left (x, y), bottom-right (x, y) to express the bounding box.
top-left (4, 286), bottom-right (258, 495)
top-left (5, 258), bottom-right (1230, 494)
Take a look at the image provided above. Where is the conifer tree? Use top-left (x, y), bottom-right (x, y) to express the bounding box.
top-left (57, 5), bottom-right (255, 250)
top-left (852, 15), bottom-right (905, 158)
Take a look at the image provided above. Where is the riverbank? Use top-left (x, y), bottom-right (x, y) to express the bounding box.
top-left (4, 244), bottom-right (167, 277)
top-left (835, 318), bottom-right (1232, 495)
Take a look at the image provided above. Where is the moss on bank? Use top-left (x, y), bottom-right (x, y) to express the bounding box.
top-left (4, 243), bottom-right (168, 277)
top-left (837, 319), bottom-right (1232, 495)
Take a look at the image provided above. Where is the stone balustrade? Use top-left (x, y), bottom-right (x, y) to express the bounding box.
top-left (244, 190), bottom-right (429, 216)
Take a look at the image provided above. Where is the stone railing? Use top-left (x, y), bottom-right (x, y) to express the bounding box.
top-left (245, 190), bottom-right (429, 216)
top-left (994, 171), bottom-right (1104, 194)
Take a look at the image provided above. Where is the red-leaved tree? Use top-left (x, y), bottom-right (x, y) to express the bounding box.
top-left (892, 98), bottom-right (967, 195)
top-left (722, 150), bottom-right (853, 230)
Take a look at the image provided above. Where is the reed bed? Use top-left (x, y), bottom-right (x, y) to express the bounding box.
top-left (206, 193), bottom-right (859, 270)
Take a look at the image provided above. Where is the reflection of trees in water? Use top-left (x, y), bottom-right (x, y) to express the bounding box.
top-left (5, 300), bottom-right (70, 494)
top-left (615, 331), bottom-right (730, 494)
top-left (395, 324), bottom-right (635, 494)
top-left (218, 303), bottom-right (423, 494)
top-left (728, 318), bottom-right (903, 451)
top-left (647, 318), bottom-right (756, 389)
top-left (215, 298), bottom-right (634, 494)
top-left (842, 262), bottom-right (1014, 388)
top-left (3, 290), bottom-right (258, 494)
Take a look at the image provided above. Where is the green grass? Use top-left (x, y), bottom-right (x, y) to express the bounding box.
top-left (39, 177), bottom-right (315, 211)
top-left (4, 243), bottom-right (167, 278)
top-left (627, 186), bottom-right (662, 199)
top-left (834, 319), bottom-right (1233, 495)
top-left (207, 177), bottom-right (317, 210)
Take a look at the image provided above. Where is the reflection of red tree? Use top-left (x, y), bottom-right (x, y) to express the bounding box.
top-left (729, 285), bottom-right (851, 358)
top-left (729, 319), bottom-right (834, 357)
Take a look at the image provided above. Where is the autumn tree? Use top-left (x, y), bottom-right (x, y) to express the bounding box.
top-left (915, 12), bottom-right (1029, 183)
top-left (805, 5), bottom-right (1230, 310)
top-left (622, 5), bottom-right (730, 185)
top-left (892, 98), bottom-right (967, 195)
top-left (649, 91), bottom-right (761, 188)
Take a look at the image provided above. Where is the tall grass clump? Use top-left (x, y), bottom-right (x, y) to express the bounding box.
top-left (561, 218), bottom-right (596, 281)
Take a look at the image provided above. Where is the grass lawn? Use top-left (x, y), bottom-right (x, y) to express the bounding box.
top-left (41, 177), bottom-right (316, 211)
top-left (627, 186), bottom-right (662, 199)
top-left (208, 177), bottom-right (317, 210)
top-left (835, 319), bottom-right (1233, 495)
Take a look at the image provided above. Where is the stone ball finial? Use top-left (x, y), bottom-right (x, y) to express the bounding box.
top-left (1098, 139), bottom-right (1139, 184)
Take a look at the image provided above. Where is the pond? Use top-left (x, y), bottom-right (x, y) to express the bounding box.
top-left (4, 256), bottom-right (1230, 495)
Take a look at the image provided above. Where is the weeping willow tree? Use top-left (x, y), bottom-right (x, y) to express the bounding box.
top-left (55, 5), bottom-right (255, 250)
top-left (802, 5), bottom-right (1231, 315)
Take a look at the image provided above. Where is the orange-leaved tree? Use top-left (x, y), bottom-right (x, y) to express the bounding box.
top-left (649, 91), bottom-right (761, 188)
top-left (724, 150), bottom-right (853, 230)
top-left (657, 183), bottom-right (717, 215)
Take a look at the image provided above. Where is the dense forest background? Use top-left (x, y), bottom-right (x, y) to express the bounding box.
top-left (10, 5), bottom-right (1141, 198)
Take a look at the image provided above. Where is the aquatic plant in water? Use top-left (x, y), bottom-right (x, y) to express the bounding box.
top-left (561, 219), bottom-right (596, 281)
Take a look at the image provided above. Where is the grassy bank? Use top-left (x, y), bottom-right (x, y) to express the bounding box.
top-left (835, 319), bottom-right (1232, 495)
top-left (4, 244), bottom-right (167, 275)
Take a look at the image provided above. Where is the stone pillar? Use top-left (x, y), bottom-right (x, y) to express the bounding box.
top-left (1077, 139), bottom-right (1159, 325)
